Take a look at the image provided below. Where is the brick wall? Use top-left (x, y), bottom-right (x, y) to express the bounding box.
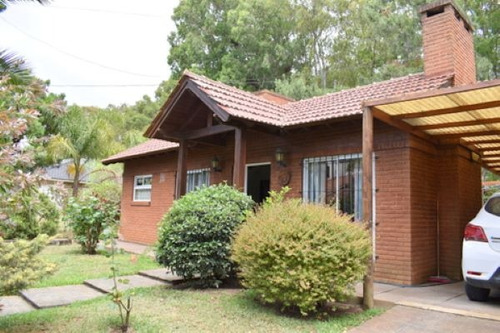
top-left (437, 145), bottom-right (482, 280)
top-left (118, 119), bottom-right (482, 285)
top-left (120, 153), bottom-right (177, 244)
top-left (409, 138), bottom-right (438, 284)
top-left (421, 2), bottom-right (476, 85)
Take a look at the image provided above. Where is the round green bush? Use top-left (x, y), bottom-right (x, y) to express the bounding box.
top-left (232, 199), bottom-right (371, 315)
top-left (156, 183), bottom-right (254, 287)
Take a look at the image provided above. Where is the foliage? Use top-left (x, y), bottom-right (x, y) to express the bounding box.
top-left (167, 0), bottom-right (497, 96)
top-left (81, 163), bottom-right (123, 203)
top-left (0, 185), bottom-right (59, 240)
top-left (0, 58), bottom-right (64, 232)
top-left (156, 183), bottom-right (254, 287)
top-left (47, 105), bottom-right (120, 196)
top-left (168, 0), bottom-right (299, 91)
top-left (232, 198), bottom-right (371, 315)
top-left (274, 73), bottom-right (328, 100)
top-left (64, 194), bottom-right (120, 254)
top-left (0, 234), bottom-right (55, 295)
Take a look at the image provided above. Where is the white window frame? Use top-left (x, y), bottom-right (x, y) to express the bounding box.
top-left (133, 175), bottom-right (152, 202)
top-left (186, 168), bottom-right (210, 193)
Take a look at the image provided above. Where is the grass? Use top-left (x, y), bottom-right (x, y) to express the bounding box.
top-left (33, 244), bottom-right (160, 288)
top-left (0, 287), bottom-right (384, 332)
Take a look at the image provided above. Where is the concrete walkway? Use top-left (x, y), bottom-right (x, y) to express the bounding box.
top-left (349, 305), bottom-right (500, 333)
top-left (355, 281), bottom-right (500, 321)
top-left (0, 268), bottom-right (176, 316)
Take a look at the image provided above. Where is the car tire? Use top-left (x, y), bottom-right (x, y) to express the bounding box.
top-left (465, 282), bottom-right (490, 301)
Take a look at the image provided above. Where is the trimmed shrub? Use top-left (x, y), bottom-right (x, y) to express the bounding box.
top-left (156, 183), bottom-right (254, 287)
top-left (232, 198), bottom-right (371, 316)
top-left (0, 235), bottom-right (56, 295)
top-left (64, 194), bottom-right (120, 254)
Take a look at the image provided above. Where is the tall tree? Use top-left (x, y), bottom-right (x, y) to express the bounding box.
top-left (168, 0), bottom-right (301, 91)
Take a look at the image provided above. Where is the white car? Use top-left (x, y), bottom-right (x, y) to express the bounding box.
top-left (462, 193), bottom-right (500, 301)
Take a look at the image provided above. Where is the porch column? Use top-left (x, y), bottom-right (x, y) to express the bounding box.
top-left (362, 106), bottom-right (374, 309)
top-left (175, 140), bottom-right (187, 199)
top-left (233, 127), bottom-right (246, 189)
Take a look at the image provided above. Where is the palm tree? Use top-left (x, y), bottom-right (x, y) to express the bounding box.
top-left (48, 106), bottom-right (119, 196)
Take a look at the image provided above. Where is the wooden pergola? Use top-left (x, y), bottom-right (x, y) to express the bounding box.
top-left (361, 78), bottom-right (500, 307)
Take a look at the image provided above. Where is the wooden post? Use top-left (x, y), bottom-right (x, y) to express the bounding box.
top-left (175, 140), bottom-right (187, 199)
top-left (362, 106), bottom-right (374, 309)
top-left (233, 128), bottom-right (246, 189)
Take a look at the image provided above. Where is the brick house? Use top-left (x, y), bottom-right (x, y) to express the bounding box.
top-left (103, 0), bottom-right (500, 285)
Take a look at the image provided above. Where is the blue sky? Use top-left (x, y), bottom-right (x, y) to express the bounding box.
top-left (0, 0), bottom-right (179, 107)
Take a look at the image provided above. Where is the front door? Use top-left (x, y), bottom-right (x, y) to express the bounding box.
top-left (246, 164), bottom-right (271, 204)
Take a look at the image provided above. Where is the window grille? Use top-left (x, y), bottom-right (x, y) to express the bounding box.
top-left (302, 154), bottom-right (362, 220)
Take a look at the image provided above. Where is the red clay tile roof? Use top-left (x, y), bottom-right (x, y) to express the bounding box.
top-left (185, 71), bottom-right (285, 125)
top-left (106, 71), bottom-right (453, 163)
top-left (284, 73), bottom-right (453, 126)
top-left (184, 70), bottom-right (453, 127)
top-left (102, 139), bottom-right (178, 164)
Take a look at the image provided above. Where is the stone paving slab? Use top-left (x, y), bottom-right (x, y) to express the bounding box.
top-left (0, 296), bottom-right (35, 316)
top-left (20, 285), bottom-right (104, 309)
top-left (84, 275), bottom-right (166, 294)
top-left (139, 268), bottom-right (184, 283)
top-left (349, 305), bottom-right (500, 333)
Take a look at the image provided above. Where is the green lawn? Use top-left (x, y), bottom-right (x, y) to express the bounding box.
top-left (34, 244), bottom-right (160, 288)
top-left (0, 287), bottom-right (383, 332)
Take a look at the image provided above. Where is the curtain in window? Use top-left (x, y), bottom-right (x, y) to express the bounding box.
top-left (303, 154), bottom-right (362, 220)
top-left (186, 169), bottom-right (210, 193)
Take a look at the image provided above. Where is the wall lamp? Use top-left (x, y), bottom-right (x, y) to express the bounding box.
top-left (211, 156), bottom-right (222, 172)
top-left (275, 148), bottom-right (287, 167)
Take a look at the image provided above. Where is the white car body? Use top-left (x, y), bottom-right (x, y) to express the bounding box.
top-left (462, 193), bottom-right (500, 301)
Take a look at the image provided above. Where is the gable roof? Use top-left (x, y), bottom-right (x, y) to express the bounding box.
top-left (172, 70), bottom-right (453, 128)
top-left (102, 139), bottom-right (178, 165)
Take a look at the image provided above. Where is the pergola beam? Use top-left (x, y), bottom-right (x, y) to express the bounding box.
top-left (436, 130), bottom-right (500, 141)
top-left (416, 117), bottom-right (500, 130)
top-left (393, 100), bottom-right (500, 120)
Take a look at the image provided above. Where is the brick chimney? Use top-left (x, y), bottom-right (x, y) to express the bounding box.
top-left (420, 0), bottom-right (476, 86)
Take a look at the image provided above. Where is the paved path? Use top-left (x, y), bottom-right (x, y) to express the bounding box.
top-left (0, 268), bottom-right (175, 317)
top-left (355, 281), bottom-right (500, 321)
top-left (349, 305), bottom-right (500, 333)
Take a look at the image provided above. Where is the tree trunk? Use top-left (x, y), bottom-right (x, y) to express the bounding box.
top-left (72, 161), bottom-right (80, 197)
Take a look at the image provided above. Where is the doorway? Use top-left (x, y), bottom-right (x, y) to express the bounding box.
top-left (246, 163), bottom-right (271, 204)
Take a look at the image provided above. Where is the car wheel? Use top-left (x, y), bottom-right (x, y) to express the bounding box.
top-left (465, 282), bottom-right (490, 301)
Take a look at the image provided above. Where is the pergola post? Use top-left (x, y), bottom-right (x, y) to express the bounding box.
top-left (362, 106), bottom-right (374, 309)
top-left (233, 128), bottom-right (246, 189)
top-left (175, 139), bottom-right (187, 199)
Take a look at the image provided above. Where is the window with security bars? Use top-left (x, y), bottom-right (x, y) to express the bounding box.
top-left (302, 154), bottom-right (362, 220)
top-left (133, 175), bottom-right (152, 201)
top-left (186, 168), bottom-right (210, 193)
